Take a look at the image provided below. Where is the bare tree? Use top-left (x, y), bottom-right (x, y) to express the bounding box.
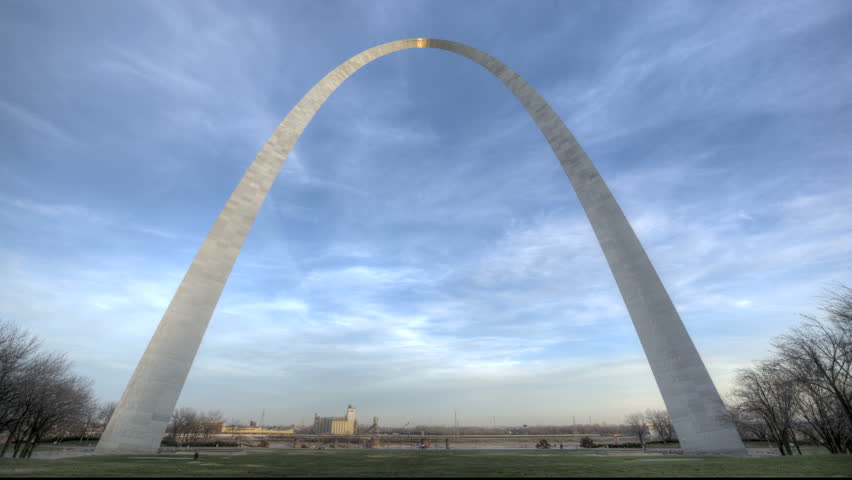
top-left (167, 408), bottom-right (188, 444)
top-left (34, 375), bottom-right (95, 452)
top-left (727, 283), bottom-right (852, 455)
top-left (1, 352), bottom-right (65, 457)
top-left (723, 397), bottom-right (747, 441)
top-left (624, 411), bottom-right (647, 446)
top-left (733, 361), bottom-right (798, 455)
top-left (2, 351), bottom-right (95, 458)
top-left (200, 410), bottom-right (224, 439)
top-left (767, 284), bottom-right (852, 454)
top-left (0, 322), bottom-right (39, 437)
top-left (645, 409), bottom-right (675, 443)
top-left (773, 289), bottom-right (852, 430)
top-left (822, 283), bottom-right (852, 333)
top-left (72, 399), bottom-right (100, 444)
top-left (96, 401), bottom-right (117, 433)
top-left (791, 380), bottom-right (851, 453)
top-left (0, 320), bottom-right (97, 459)
top-left (724, 395), bottom-right (776, 445)
top-left (168, 407), bottom-right (207, 445)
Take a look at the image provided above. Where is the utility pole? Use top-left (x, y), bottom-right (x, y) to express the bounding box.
top-left (261, 409), bottom-right (265, 427)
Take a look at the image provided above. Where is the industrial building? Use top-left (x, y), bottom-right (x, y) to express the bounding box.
top-left (313, 405), bottom-right (356, 434)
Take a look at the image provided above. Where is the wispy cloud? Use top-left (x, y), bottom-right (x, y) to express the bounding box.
top-left (96, 48), bottom-right (213, 98)
top-left (0, 195), bottom-right (103, 221)
top-left (278, 150), bottom-right (369, 197)
top-left (0, 98), bottom-right (78, 145)
top-left (0, 194), bottom-right (184, 241)
top-left (544, 0), bottom-right (852, 146)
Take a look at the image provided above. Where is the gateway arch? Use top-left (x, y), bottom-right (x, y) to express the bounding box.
top-left (96, 39), bottom-right (745, 455)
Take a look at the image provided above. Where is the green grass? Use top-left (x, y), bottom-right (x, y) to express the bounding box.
top-left (1, 449), bottom-right (850, 477)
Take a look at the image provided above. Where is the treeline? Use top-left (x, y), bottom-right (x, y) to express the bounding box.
top-left (729, 284), bottom-right (852, 455)
top-left (164, 407), bottom-right (224, 446)
top-left (0, 321), bottom-right (111, 458)
top-left (499, 424), bottom-right (630, 435)
top-left (623, 409), bottom-right (677, 445)
top-left (371, 424), bottom-right (633, 436)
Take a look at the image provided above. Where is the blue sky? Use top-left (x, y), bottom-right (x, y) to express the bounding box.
top-left (2, 0), bottom-right (851, 427)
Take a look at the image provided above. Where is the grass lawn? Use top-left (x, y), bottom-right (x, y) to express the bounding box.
top-left (1, 450), bottom-right (851, 477)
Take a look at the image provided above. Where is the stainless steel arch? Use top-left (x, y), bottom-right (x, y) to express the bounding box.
top-left (96, 38), bottom-right (745, 455)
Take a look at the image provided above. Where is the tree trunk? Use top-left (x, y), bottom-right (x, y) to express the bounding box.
top-left (21, 441), bottom-right (31, 459)
top-left (19, 430), bottom-right (37, 459)
top-left (822, 434), bottom-right (837, 454)
top-left (25, 435), bottom-right (40, 459)
top-left (791, 435), bottom-right (802, 455)
top-left (830, 385), bottom-right (852, 429)
top-left (783, 434), bottom-right (793, 456)
top-left (772, 431), bottom-right (786, 456)
top-left (0, 432), bottom-right (13, 457)
top-left (12, 430), bottom-right (27, 458)
top-left (1, 418), bottom-right (22, 457)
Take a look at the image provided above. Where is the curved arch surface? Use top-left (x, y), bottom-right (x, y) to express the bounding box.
top-left (96, 39), bottom-right (744, 455)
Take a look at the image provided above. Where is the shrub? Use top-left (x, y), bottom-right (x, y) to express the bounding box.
top-left (579, 436), bottom-right (596, 448)
top-left (196, 441), bottom-right (239, 448)
top-left (535, 439), bottom-right (551, 449)
top-left (160, 438), bottom-right (178, 447)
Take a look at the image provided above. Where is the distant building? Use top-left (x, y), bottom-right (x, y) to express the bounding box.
top-left (313, 405), bottom-right (356, 434)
